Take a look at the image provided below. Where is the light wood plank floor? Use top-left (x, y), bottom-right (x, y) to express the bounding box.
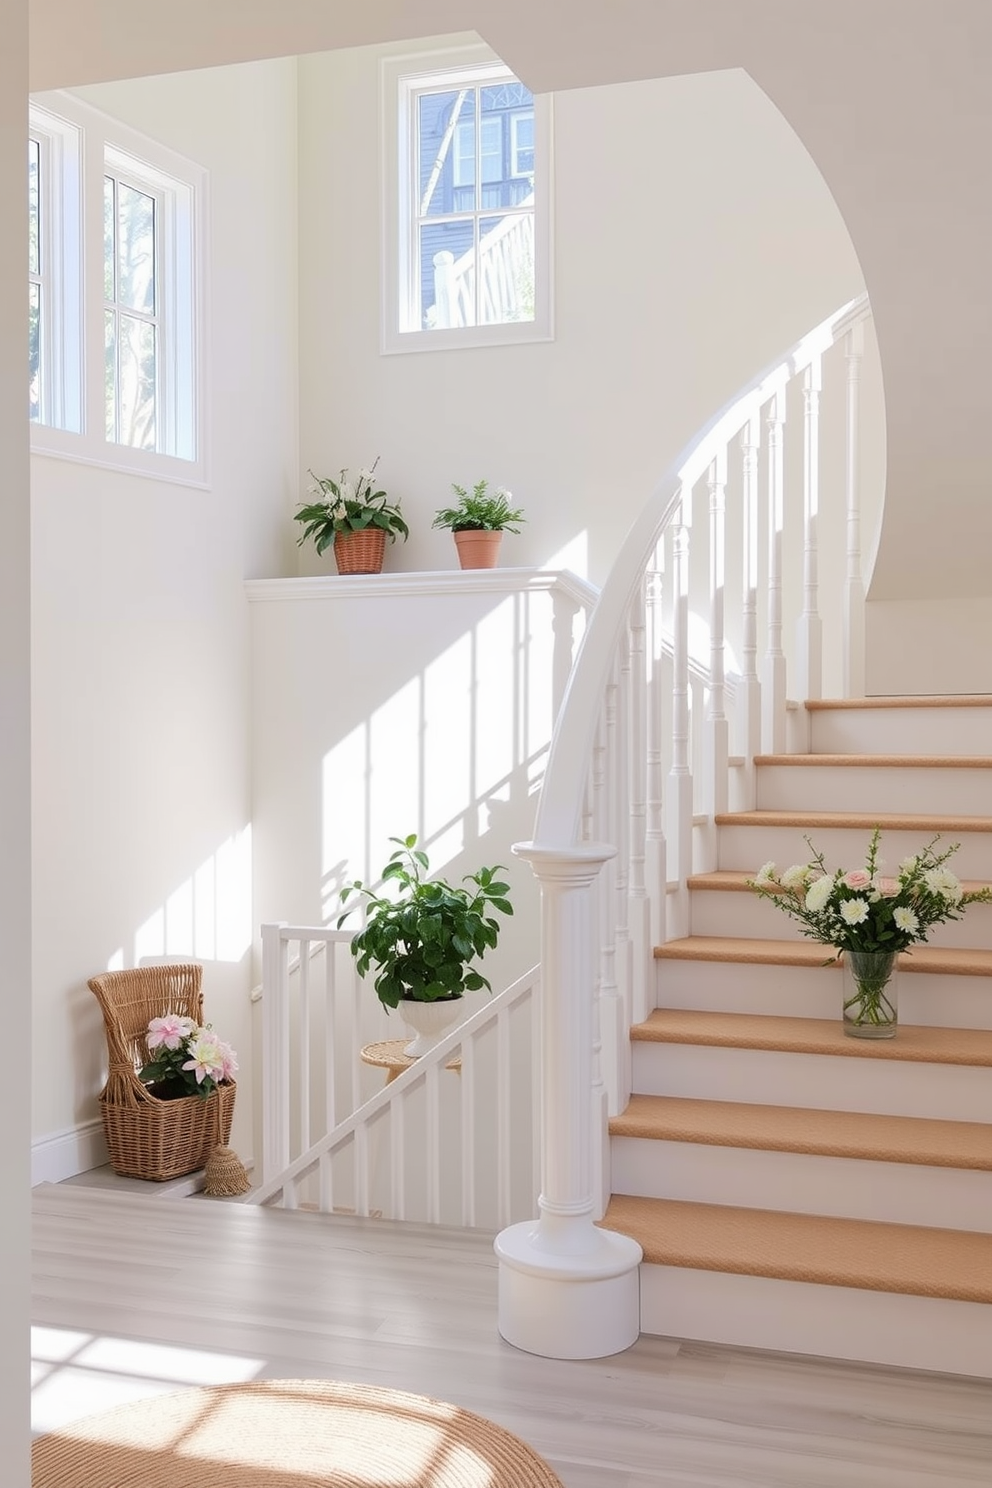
top-left (32, 1183), bottom-right (992, 1487)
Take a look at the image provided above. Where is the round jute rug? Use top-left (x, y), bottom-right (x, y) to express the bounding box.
top-left (31, 1377), bottom-right (565, 1487)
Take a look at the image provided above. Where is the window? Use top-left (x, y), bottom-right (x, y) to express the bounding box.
top-left (29, 93), bottom-right (206, 483)
top-left (381, 45), bottom-right (553, 353)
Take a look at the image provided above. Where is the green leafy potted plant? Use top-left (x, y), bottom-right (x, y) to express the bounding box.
top-left (432, 480), bottom-right (525, 570)
top-left (338, 834), bottom-right (514, 1055)
top-left (294, 456), bottom-right (409, 574)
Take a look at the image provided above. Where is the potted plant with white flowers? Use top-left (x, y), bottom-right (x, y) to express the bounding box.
top-left (338, 834), bottom-right (514, 1055)
top-left (748, 827), bottom-right (992, 1038)
top-left (294, 456), bottom-right (409, 574)
top-left (432, 480), bottom-right (525, 569)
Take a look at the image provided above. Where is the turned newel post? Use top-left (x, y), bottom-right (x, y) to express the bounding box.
top-left (494, 842), bottom-right (642, 1359)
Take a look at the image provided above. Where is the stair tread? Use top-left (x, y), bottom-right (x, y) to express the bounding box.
top-left (654, 935), bottom-right (992, 976)
top-left (611, 1093), bottom-right (992, 1170)
top-left (806, 696), bottom-right (992, 710)
top-left (754, 753), bottom-right (992, 768)
top-left (715, 809), bottom-right (992, 831)
top-left (689, 870), bottom-right (992, 895)
top-left (632, 1007), bottom-right (992, 1065)
top-left (599, 1194), bottom-right (992, 1302)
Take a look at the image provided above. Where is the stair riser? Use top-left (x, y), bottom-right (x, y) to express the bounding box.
top-left (810, 706), bottom-right (992, 756)
top-left (638, 1266), bottom-right (992, 1377)
top-left (756, 764), bottom-right (992, 815)
top-left (630, 1042), bottom-right (991, 1122)
top-left (717, 823), bottom-right (992, 878)
top-left (611, 1138), bottom-right (992, 1232)
top-left (689, 891), bottom-right (992, 948)
top-left (655, 959), bottom-right (992, 1027)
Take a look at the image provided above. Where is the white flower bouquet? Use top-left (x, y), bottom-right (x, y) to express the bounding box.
top-left (748, 827), bottom-right (991, 957)
top-left (138, 1014), bottom-right (238, 1101)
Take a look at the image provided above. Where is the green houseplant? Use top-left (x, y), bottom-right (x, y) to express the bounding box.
top-left (338, 834), bottom-right (514, 1054)
top-left (432, 480), bottom-right (525, 570)
top-left (294, 457), bottom-right (409, 574)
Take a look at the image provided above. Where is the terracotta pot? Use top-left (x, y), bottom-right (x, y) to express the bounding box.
top-left (334, 528), bottom-right (387, 575)
top-left (453, 529), bottom-right (503, 569)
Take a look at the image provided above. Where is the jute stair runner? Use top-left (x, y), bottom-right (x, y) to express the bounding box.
top-left (654, 936), bottom-right (992, 977)
top-left (611, 1093), bottom-right (992, 1169)
top-left (631, 1009), bottom-right (992, 1065)
top-left (31, 1378), bottom-right (564, 1487)
top-left (599, 1195), bottom-right (992, 1303)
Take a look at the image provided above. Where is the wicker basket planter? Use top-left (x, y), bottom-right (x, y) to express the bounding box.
top-left (334, 527), bottom-right (387, 574)
top-left (88, 962), bottom-right (237, 1182)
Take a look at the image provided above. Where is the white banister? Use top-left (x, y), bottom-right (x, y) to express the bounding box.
top-left (704, 449), bottom-right (729, 866)
top-left (261, 921), bottom-right (291, 1182)
top-left (496, 845), bottom-right (642, 1360)
top-left (645, 551), bottom-right (668, 948)
top-left (738, 416), bottom-right (762, 806)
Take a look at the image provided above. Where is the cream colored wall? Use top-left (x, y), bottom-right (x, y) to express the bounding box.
top-left (297, 52), bottom-right (865, 587)
top-left (2, 5), bottom-right (33, 1475)
top-left (30, 59), bottom-right (299, 1159)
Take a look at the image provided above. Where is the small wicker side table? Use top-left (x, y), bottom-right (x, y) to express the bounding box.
top-left (360, 1039), bottom-right (461, 1084)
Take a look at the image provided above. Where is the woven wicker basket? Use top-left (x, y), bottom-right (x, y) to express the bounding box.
top-left (334, 527), bottom-right (387, 574)
top-left (87, 963), bottom-right (235, 1182)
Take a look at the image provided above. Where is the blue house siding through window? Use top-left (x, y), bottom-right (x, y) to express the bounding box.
top-left (417, 81), bottom-right (534, 328)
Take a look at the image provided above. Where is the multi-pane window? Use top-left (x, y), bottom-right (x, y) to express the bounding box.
top-left (383, 47), bottom-right (552, 351)
top-left (28, 137), bottom-right (42, 422)
top-left (104, 166), bottom-right (159, 450)
top-left (28, 93), bottom-right (204, 479)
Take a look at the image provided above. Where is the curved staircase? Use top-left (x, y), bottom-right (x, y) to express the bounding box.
top-left (600, 696), bottom-right (992, 1376)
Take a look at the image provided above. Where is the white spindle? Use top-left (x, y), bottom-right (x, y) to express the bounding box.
top-left (737, 417), bottom-right (762, 803)
top-left (844, 321), bottom-right (866, 698)
top-left (390, 1095), bottom-right (405, 1220)
top-left (645, 546), bottom-right (668, 947)
top-left (704, 450), bottom-right (729, 861)
top-left (460, 1036), bottom-right (476, 1228)
top-left (762, 389), bottom-right (787, 751)
top-left (796, 356), bottom-right (823, 701)
top-left (551, 589), bottom-right (581, 715)
top-left (627, 584), bottom-right (651, 1028)
top-left (298, 938), bottom-right (311, 1154)
top-left (667, 496), bottom-right (694, 937)
top-left (355, 1124), bottom-right (369, 1217)
top-left (324, 942), bottom-right (337, 1133)
top-left (497, 1008), bottom-right (511, 1226)
top-left (426, 1064), bottom-right (441, 1224)
top-left (261, 922), bottom-right (291, 1183)
top-left (319, 1151), bottom-right (333, 1214)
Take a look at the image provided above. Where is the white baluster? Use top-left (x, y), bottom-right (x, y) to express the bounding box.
top-left (497, 1009), bottom-right (512, 1226)
top-left (390, 1095), bottom-right (406, 1220)
top-left (611, 630), bottom-right (632, 1110)
top-left (667, 494), bottom-right (694, 938)
top-left (426, 1064), bottom-right (441, 1224)
top-left (843, 321), bottom-right (866, 698)
top-left (298, 938), bottom-right (311, 1158)
top-left (737, 417), bottom-right (762, 805)
top-left (704, 451), bottom-right (729, 871)
top-left (598, 681), bottom-right (619, 1119)
top-left (460, 1035), bottom-right (476, 1228)
top-left (261, 921), bottom-right (290, 1184)
top-left (627, 584), bottom-right (651, 1030)
top-left (497, 844), bottom-right (641, 1361)
top-left (762, 389), bottom-right (787, 751)
top-left (796, 356), bottom-right (823, 701)
top-left (645, 544), bottom-right (668, 950)
top-left (551, 589), bottom-right (581, 717)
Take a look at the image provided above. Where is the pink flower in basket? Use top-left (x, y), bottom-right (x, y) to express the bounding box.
top-left (146, 1014), bottom-right (197, 1051)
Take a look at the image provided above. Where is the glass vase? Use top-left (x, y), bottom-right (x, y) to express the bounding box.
top-left (842, 949), bottom-right (898, 1038)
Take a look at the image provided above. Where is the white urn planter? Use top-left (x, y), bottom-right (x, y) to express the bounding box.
top-left (400, 997), bottom-right (462, 1057)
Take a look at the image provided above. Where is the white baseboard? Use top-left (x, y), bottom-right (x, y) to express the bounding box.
top-left (31, 1118), bottom-right (108, 1186)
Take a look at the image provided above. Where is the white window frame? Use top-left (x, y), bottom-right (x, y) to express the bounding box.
top-left (510, 110), bottom-right (535, 179)
top-left (29, 92), bottom-right (208, 487)
top-left (380, 43), bottom-right (554, 355)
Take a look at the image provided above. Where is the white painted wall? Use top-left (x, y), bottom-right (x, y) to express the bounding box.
top-left (297, 53), bottom-right (866, 588)
top-left (30, 58), bottom-right (299, 1164)
top-left (2, 3), bottom-right (34, 1475)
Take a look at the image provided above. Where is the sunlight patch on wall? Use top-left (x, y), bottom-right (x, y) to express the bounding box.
top-left (131, 826), bottom-right (253, 966)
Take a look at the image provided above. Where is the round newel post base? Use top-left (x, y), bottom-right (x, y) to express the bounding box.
top-left (495, 1219), bottom-right (642, 1359)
